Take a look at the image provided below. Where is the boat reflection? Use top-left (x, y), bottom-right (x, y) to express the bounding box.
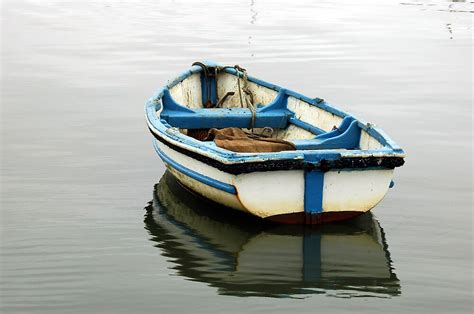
top-left (144, 172), bottom-right (401, 298)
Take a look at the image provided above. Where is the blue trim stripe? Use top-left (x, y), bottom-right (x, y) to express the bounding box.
top-left (304, 170), bottom-right (324, 214)
top-left (153, 140), bottom-right (237, 195)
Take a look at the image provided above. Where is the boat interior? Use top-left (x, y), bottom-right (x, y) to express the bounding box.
top-left (158, 68), bottom-right (385, 152)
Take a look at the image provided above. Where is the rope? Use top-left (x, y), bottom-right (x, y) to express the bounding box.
top-left (233, 65), bottom-right (257, 131)
top-left (193, 62), bottom-right (258, 130)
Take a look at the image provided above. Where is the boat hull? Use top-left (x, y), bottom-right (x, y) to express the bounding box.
top-left (154, 139), bottom-right (394, 224)
top-left (146, 62), bottom-right (405, 224)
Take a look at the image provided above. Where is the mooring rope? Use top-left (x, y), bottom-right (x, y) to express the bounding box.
top-left (191, 62), bottom-right (259, 131)
top-left (232, 65), bottom-right (257, 131)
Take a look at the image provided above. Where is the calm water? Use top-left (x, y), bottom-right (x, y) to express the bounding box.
top-left (1, 0), bottom-right (472, 312)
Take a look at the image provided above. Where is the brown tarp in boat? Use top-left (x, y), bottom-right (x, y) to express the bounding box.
top-left (205, 128), bottom-right (296, 153)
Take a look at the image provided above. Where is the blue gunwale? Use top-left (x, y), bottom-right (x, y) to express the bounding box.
top-left (145, 61), bottom-right (405, 166)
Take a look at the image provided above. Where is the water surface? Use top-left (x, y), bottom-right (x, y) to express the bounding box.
top-left (1, 0), bottom-right (472, 312)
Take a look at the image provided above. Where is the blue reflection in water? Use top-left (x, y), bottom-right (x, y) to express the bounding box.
top-left (144, 172), bottom-right (401, 298)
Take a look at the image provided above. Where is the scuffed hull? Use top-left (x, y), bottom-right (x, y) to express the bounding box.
top-left (145, 62), bottom-right (405, 225)
top-left (155, 139), bottom-right (394, 224)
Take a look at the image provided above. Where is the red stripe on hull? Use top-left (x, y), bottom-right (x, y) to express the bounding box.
top-left (266, 211), bottom-right (364, 225)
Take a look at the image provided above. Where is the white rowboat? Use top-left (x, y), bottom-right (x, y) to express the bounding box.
top-left (145, 62), bottom-right (405, 224)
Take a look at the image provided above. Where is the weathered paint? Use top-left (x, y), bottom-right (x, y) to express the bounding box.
top-left (146, 105), bottom-right (404, 168)
top-left (166, 166), bottom-right (246, 212)
top-left (161, 105), bottom-right (291, 129)
top-left (287, 96), bottom-right (343, 132)
top-left (359, 129), bottom-right (384, 150)
top-left (274, 124), bottom-right (315, 141)
top-left (304, 170), bottom-right (324, 214)
top-left (322, 169), bottom-right (394, 212)
top-left (156, 145), bottom-right (394, 220)
top-left (169, 72), bottom-right (202, 109)
top-left (145, 61), bottom-right (406, 224)
top-left (293, 119), bottom-right (361, 150)
top-left (154, 141), bottom-right (237, 194)
top-left (155, 139), bottom-right (234, 185)
top-left (288, 117), bottom-right (324, 135)
top-left (199, 70), bottom-right (217, 106)
top-left (151, 127), bottom-right (403, 174)
top-left (216, 72), bottom-right (278, 108)
top-left (233, 170), bottom-right (305, 218)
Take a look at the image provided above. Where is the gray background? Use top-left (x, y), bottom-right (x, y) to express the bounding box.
top-left (1, 0), bottom-right (472, 312)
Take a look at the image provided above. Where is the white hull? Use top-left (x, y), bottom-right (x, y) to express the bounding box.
top-left (157, 140), bottom-right (394, 221)
top-left (145, 174), bottom-right (401, 297)
top-left (146, 62), bottom-right (405, 224)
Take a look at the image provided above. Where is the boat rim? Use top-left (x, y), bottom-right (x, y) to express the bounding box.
top-left (145, 62), bottom-right (405, 169)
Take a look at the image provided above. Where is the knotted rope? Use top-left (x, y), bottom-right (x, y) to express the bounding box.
top-left (192, 62), bottom-right (266, 133)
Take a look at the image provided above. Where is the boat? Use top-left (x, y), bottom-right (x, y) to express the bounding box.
top-left (145, 61), bottom-right (405, 224)
top-left (144, 172), bottom-right (401, 298)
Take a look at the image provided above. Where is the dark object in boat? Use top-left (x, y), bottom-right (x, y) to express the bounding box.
top-left (187, 129), bottom-right (210, 141)
top-left (205, 127), bottom-right (296, 153)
